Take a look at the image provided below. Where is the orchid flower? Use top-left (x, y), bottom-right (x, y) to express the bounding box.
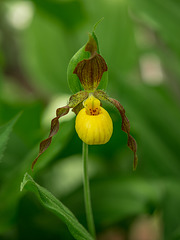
top-left (32, 32), bottom-right (138, 170)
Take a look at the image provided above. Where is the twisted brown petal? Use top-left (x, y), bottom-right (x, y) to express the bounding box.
top-left (32, 91), bottom-right (88, 170)
top-left (109, 98), bottom-right (138, 170)
top-left (32, 106), bottom-right (69, 170)
top-left (69, 90), bottom-right (89, 115)
top-left (94, 90), bottom-right (138, 170)
top-left (68, 91), bottom-right (88, 108)
top-left (72, 102), bottom-right (84, 115)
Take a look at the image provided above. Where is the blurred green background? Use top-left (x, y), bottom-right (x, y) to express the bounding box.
top-left (0, 0), bottom-right (180, 239)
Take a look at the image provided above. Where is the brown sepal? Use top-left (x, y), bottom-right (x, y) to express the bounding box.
top-left (73, 54), bottom-right (107, 91)
top-left (31, 106), bottom-right (69, 170)
top-left (94, 90), bottom-right (138, 170)
top-left (73, 33), bottom-right (107, 91)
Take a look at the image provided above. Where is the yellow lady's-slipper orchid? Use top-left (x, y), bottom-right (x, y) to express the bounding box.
top-left (32, 32), bottom-right (138, 170)
top-left (75, 95), bottom-right (113, 145)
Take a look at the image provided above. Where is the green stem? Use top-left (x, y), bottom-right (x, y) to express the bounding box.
top-left (82, 142), bottom-right (96, 239)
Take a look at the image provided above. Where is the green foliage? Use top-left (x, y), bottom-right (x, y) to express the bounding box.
top-left (0, 0), bottom-right (180, 239)
top-left (64, 176), bottom-right (162, 223)
top-left (31, 0), bottom-right (86, 29)
top-left (0, 113), bottom-right (20, 161)
top-left (21, 173), bottom-right (94, 240)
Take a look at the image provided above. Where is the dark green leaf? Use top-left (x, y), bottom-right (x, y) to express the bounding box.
top-left (32, 0), bottom-right (86, 29)
top-left (0, 113), bottom-right (20, 162)
top-left (22, 12), bottom-right (70, 94)
top-left (64, 176), bottom-right (163, 226)
top-left (21, 173), bottom-right (94, 240)
top-left (129, 0), bottom-right (180, 60)
top-left (161, 181), bottom-right (180, 240)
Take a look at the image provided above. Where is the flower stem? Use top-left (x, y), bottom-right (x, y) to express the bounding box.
top-left (82, 142), bottom-right (96, 239)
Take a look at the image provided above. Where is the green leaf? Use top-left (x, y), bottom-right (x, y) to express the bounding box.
top-left (129, 0), bottom-right (180, 60)
top-left (21, 173), bottom-right (94, 240)
top-left (22, 13), bottom-right (70, 94)
top-left (0, 118), bottom-right (74, 232)
top-left (32, 0), bottom-right (86, 29)
top-left (161, 181), bottom-right (180, 240)
top-left (63, 176), bottom-right (164, 227)
top-left (0, 113), bottom-right (20, 162)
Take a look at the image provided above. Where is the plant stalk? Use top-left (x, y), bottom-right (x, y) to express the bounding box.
top-left (82, 142), bottom-right (96, 239)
